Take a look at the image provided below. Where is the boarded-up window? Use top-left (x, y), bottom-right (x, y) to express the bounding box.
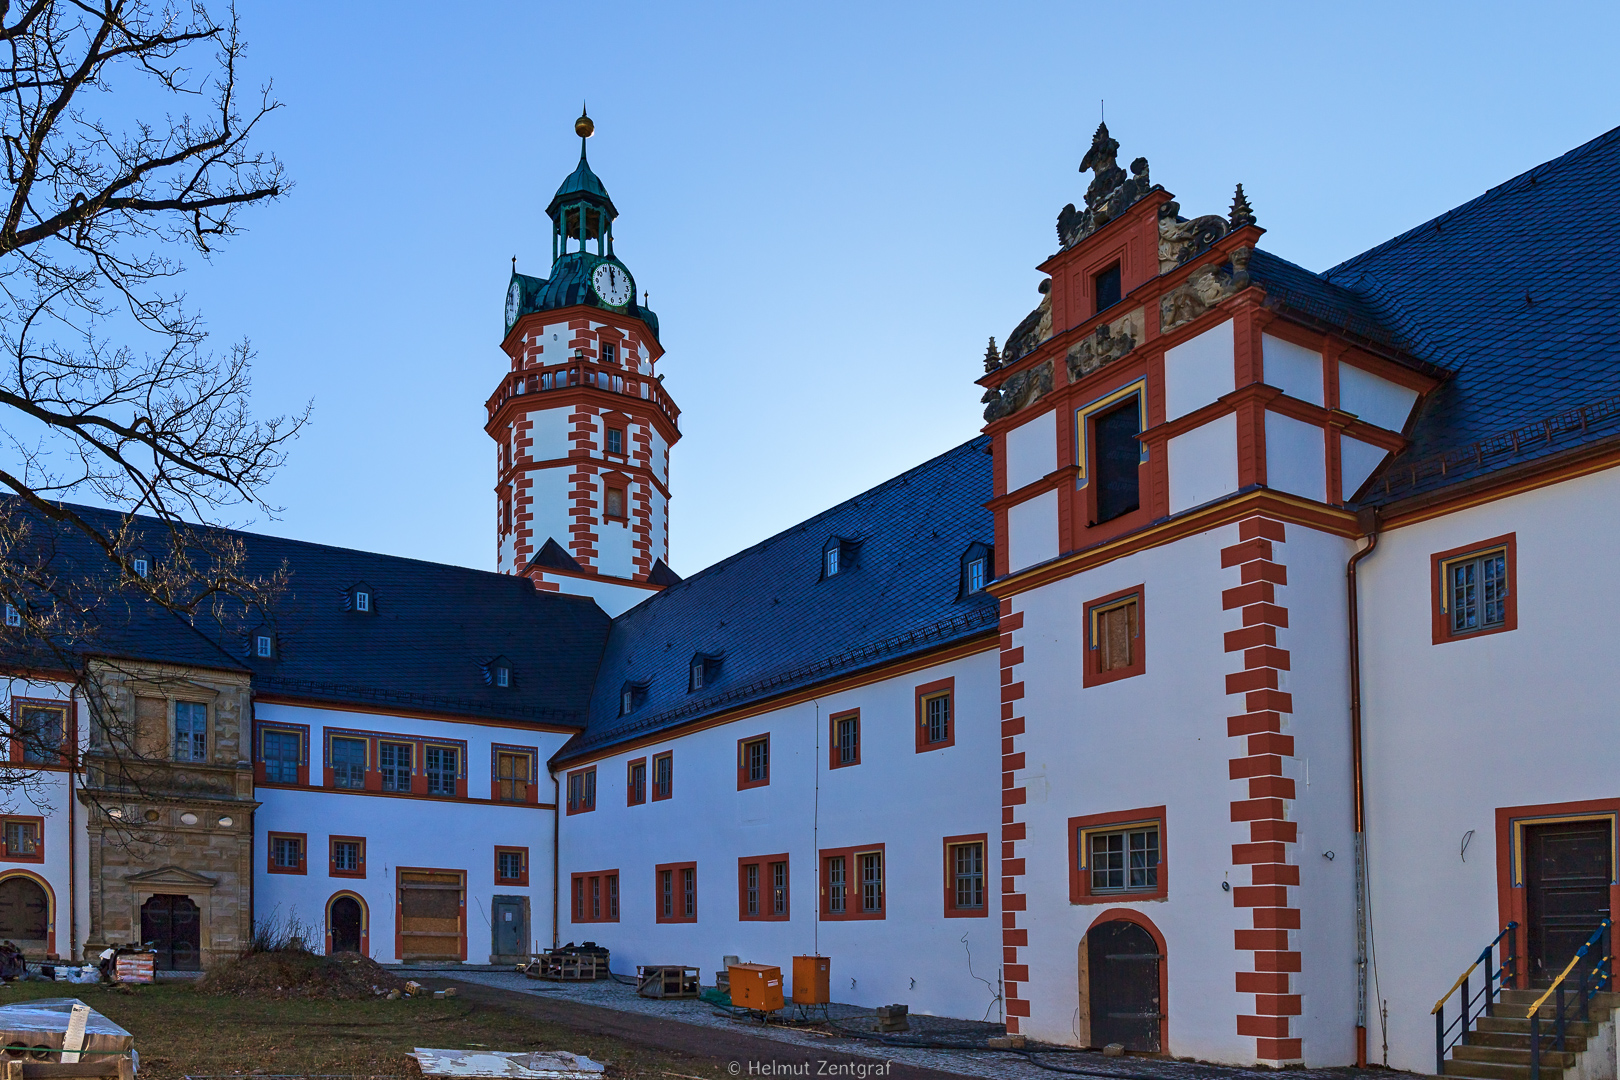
top-left (398, 870), bottom-right (463, 961)
top-left (134, 696), bottom-right (168, 757)
top-left (1094, 598), bottom-right (1139, 672)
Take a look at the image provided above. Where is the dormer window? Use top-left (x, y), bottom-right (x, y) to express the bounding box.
top-left (3, 605), bottom-right (19, 628)
top-left (825, 546), bottom-right (839, 577)
top-left (483, 655), bottom-right (513, 689)
top-left (1094, 261), bottom-right (1122, 313)
top-left (959, 542), bottom-right (994, 598)
top-left (821, 537), bottom-right (860, 580)
top-left (968, 558), bottom-right (987, 592)
top-left (255, 633), bottom-right (275, 659)
top-left (355, 590), bottom-right (370, 612)
top-left (619, 682), bottom-right (649, 716)
top-left (689, 654), bottom-right (721, 693)
top-left (131, 554), bottom-right (149, 578)
top-left (344, 583), bottom-right (376, 614)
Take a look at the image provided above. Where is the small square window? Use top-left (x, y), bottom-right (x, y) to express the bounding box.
top-left (268, 832), bottom-right (306, 874)
top-left (1070, 808), bottom-right (1167, 903)
top-left (496, 847), bottom-right (529, 886)
top-left (1, 818), bottom-right (40, 860)
top-left (1436, 541), bottom-right (1514, 640)
top-left (1083, 587), bottom-right (1146, 687)
top-left (330, 836), bottom-right (365, 878)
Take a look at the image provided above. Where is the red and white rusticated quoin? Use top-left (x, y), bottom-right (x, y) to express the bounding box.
top-left (485, 111), bottom-right (680, 617)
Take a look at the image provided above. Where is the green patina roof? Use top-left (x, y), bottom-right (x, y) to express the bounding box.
top-left (546, 146), bottom-right (617, 219)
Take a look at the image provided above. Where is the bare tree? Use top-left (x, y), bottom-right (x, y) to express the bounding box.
top-left (0, 0), bottom-right (303, 804)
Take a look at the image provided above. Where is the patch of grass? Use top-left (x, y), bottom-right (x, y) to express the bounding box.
top-left (0, 981), bottom-right (729, 1080)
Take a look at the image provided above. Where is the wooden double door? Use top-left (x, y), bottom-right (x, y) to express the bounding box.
top-left (1524, 820), bottom-right (1613, 986)
top-left (141, 894), bottom-right (200, 971)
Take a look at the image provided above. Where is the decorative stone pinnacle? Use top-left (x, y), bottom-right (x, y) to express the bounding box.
top-left (983, 336), bottom-right (1001, 373)
top-left (1229, 183), bottom-right (1255, 229)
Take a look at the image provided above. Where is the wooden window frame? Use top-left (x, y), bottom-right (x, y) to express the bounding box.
top-left (819, 843), bottom-right (885, 921)
top-left (267, 831), bottom-right (308, 876)
top-left (1074, 381), bottom-right (1149, 529)
top-left (0, 815), bottom-right (44, 863)
top-left (1082, 585), bottom-right (1147, 687)
top-left (173, 699), bottom-right (209, 763)
top-left (329, 835), bottom-right (366, 879)
top-left (566, 766), bottom-right (597, 815)
top-left (491, 744), bottom-right (539, 805)
top-left (606, 426), bottom-right (625, 457)
top-left (9, 698), bottom-right (72, 769)
top-left (943, 833), bottom-right (989, 918)
top-left (328, 734), bottom-right (369, 791)
top-left (1068, 806), bottom-right (1167, 904)
top-left (914, 678), bottom-right (955, 753)
top-left (738, 853), bottom-right (790, 922)
top-left (828, 709), bottom-right (860, 769)
top-left (571, 870), bottom-right (621, 924)
top-left (321, 729), bottom-right (470, 799)
top-left (655, 861), bottom-right (697, 924)
top-left (1431, 533), bottom-right (1517, 645)
top-left (494, 846), bottom-right (529, 887)
top-left (377, 739), bottom-right (415, 794)
top-left (255, 722), bottom-right (310, 787)
top-left (423, 743), bottom-right (462, 798)
top-left (737, 734), bottom-right (770, 790)
top-left (626, 758), bottom-right (647, 806)
top-left (651, 751), bottom-right (673, 801)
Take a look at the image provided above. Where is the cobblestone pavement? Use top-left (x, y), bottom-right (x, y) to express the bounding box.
top-left (396, 968), bottom-right (1421, 1080)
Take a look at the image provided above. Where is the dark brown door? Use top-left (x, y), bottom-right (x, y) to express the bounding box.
top-left (329, 896), bottom-right (362, 954)
top-left (141, 894), bottom-right (200, 971)
top-left (1088, 920), bottom-right (1161, 1051)
top-left (0, 877), bottom-right (48, 949)
top-left (1525, 820), bottom-right (1612, 986)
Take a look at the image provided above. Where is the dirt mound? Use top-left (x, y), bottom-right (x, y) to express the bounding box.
top-left (198, 949), bottom-right (412, 1000)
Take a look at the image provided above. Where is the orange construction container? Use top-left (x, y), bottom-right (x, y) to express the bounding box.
top-left (792, 955), bottom-right (830, 1004)
top-left (727, 963), bottom-right (784, 1012)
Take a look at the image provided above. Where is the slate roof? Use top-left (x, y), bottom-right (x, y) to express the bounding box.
top-left (554, 436), bottom-right (1000, 764)
top-left (512, 254), bottom-right (661, 341)
top-left (546, 148), bottom-right (618, 218)
top-left (1316, 124), bottom-right (1620, 502)
top-left (21, 504), bottom-right (611, 728)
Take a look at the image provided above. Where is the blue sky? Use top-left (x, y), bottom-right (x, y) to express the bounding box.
top-left (179, 1), bottom-right (1620, 575)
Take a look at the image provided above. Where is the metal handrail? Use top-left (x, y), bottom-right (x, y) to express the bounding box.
top-left (1529, 919), bottom-right (1612, 1080)
top-left (1527, 920), bottom-right (1611, 1017)
top-left (1434, 922), bottom-right (1519, 1076)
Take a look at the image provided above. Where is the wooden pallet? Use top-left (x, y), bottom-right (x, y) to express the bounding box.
top-left (637, 965), bottom-right (700, 999)
top-left (525, 952), bottom-right (606, 981)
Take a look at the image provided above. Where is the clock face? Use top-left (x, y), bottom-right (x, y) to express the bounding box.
top-left (591, 262), bottom-right (633, 307)
top-left (505, 280), bottom-right (522, 328)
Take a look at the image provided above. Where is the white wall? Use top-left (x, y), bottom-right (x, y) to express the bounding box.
top-left (1265, 411), bottom-right (1327, 504)
top-left (1262, 335), bottom-right (1325, 407)
top-left (555, 649), bottom-right (1002, 1021)
top-left (1357, 466), bottom-right (1620, 1073)
top-left (1340, 436), bottom-right (1390, 502)
top-left (252, 702), bottom-right (571, 964)
top-left (1164, 319), bottom-right (1235, 421)
top-left (1006, 410), bottom-right (1057, 493)
top-left (525, 407), bottom-right (573, 463)
top-left (1007, 490), bottom-right (1060, 573)
top-left (1337, 364), bottom-right (1418, 433)
top-left (1168, 413), bottom-right (1239, 514)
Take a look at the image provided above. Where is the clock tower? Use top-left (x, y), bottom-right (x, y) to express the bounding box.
top-left (485, 110), bottom-right (681, 615)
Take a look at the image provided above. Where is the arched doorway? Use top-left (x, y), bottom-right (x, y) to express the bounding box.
top-left (328, 895), bottom-right (364, 954)
top-left (0, 876), bottom-right (49, 956)
top-left (1085, 918), bottom-right (1163, 1052)
top-left (141, 895), bottom-right (200, 971)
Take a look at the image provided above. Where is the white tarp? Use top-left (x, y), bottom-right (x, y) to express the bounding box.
top-left (0, 997), bottom-right (133, 1058)
top-left (412, 1048), bottom-right (605, 1079)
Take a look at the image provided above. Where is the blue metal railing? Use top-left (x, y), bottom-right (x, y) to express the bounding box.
top-left (1529, 919), bottom-right (1612, 1080)
top-left (1434, 922), bottom-right (1520, 1075)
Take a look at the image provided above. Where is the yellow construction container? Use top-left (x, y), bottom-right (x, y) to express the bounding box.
top-left (728, 963), bottom-right (784, 1012)
top-left (792, 955), bottom-right (830, 1004)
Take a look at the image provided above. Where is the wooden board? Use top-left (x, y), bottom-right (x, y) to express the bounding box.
top-left (398, 871), bottom-right (463, 961)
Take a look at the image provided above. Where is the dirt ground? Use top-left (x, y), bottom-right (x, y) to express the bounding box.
top-left (0, 977), bottom-right (955, 1080)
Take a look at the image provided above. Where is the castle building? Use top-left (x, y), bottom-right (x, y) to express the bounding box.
top-left (4, 113), bottom-right (1620, 1075)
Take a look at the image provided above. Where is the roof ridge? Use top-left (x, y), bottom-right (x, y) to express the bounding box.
top-left (617, 434), bottom-right (991, 615)
top-left (1326, 123), bottom-right (1620, 280)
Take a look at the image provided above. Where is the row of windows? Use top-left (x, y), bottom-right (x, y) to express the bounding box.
top-left (257, 726), bottom-right (537, 804)
top-left (572, 838), bottom-right (991, 926)
top-left (266, 833), bottom-right (530, 886)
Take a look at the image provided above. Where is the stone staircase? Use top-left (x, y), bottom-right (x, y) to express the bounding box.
top-left (1442, 989), bottom-right (1620, 1080)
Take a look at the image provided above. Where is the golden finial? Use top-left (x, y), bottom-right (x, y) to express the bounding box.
top-left (575, 103), bottom-right (594, 140)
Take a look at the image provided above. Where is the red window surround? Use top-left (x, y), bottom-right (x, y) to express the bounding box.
top-left (495, 846), bottom-right (530, 887)
top-left (738, 853), bottom-right (791, 922)
top-left (942, 833), bottom-right (990, 919)
top-left (828, 709), bottom-right (860, 769)
top-left (1086, 908), bottom-right (1170, 1053)
top-left (0, 815), bottom-right (45, 864)
top-left (566, 766), bottom-right (596, 815)
top-left (329, 835), bottom-right (366, 879)
top-left (490, 743), bottom-right (540, 805)
top-left (571, 869), bottom-right (620, 923)
top-left (325, 891), bottom-right (369, 957)
top-left (1495, 797), bottom-right (1620, 985)
top-left (737, 734), bottom-right (770, 790)
top-left (626, 757), bottom-right (647, 806)
top-left (651, 751), bottom-right (673, 801)
top-left (819, 843), bottom-right (886, 922)
top-left (1068, 805), bottom-right (1168, 905)
top-left (8, 698), bottom-right (73, 769)
top-left (320, 728), bottom-right (469, 799)
top-left (267, 831), bottom-right (308, 875)
top-left (1431, 533), bottom-right (1518, 645)
top-left (914, 678), bottom-right (955, 753)
top-left (254, 722), bottom-right (311, 787)
top-left (654, 861), bottom-right (697, 923)
top-left (1082, 585), bottom-right (1147, 688)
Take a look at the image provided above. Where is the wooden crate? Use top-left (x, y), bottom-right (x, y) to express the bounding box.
top-left (526, 951), bottom-right (605, 981)
top-left (636, 965), bottom-right (700, 998)
top-left (4, 1062), bottom-right (134, 1080)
